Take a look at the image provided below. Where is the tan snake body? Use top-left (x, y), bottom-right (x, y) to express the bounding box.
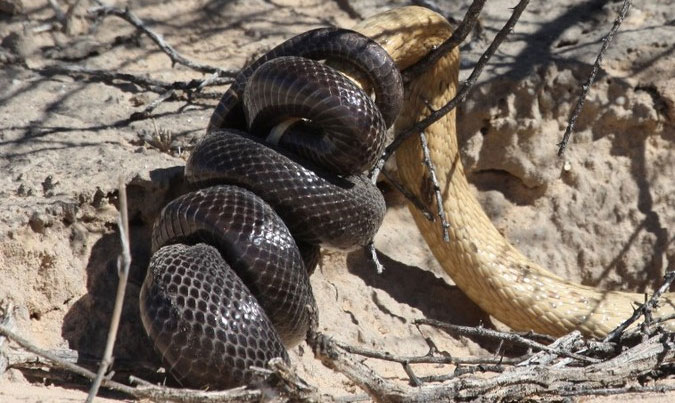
top-left (353, 7), bottom-right (675, 338)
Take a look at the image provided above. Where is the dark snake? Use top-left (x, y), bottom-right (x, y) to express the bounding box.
top-left (139, 28), bottom-right (403, 389)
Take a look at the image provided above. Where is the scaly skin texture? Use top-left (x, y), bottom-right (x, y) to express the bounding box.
top-left (353, 6), bottom-right (675, 338)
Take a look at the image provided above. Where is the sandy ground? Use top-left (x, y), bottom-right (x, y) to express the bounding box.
top-left (1, 0), bottom-right (674, 401)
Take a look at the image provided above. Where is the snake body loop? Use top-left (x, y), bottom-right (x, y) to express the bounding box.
top-left (207, 27), bottom-right (403, 133)
top-left (140, 28), bottom-right (401, 389)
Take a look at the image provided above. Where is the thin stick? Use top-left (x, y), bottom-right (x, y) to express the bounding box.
top-left (546, 384), bottom-right (675, 398)
top-left (0, 323), bottom-right (136, 395)
top-left (380, 169), bottom-right (435, 221)
top-left (603, 271), bottom-right (675, 342)
top-left (557, 0), bottom-right (632, 156)
top-left (366, 243), bottom-right (385, 274)
top-left (418, 364), bottom-right (505, 383)
top-left (403, 0), bottom-right (487, 83)
top-left (88, 5), bottom-right (238, 77)
top-left (38, 64), bottom-right (234, 93)
top-left (419, 130), bottom-right (450, 241)
top-left (129, 89), bottom-right (175, 121)
top-left (416, 319), bottom-right (598, 364)
top-left (86, 176), bottom-right (132, 402)
top-left (382, 0), bottom-right (530, 164)
top-left (332, 337), bottom-right (522, 365)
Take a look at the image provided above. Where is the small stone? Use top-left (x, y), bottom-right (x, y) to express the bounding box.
top-left (29, 211), bottom-right (51, 234)
top-left (42, 175), bottom-right (58, 196)
top-left (17, 183), bottom-right (33, 196)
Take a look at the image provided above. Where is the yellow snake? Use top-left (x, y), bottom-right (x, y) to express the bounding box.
top-left (351, 6), bottom-right (675, 338)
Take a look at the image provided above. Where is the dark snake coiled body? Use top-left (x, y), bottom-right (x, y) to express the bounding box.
top-left (140, 28), bottom-right (403, 389)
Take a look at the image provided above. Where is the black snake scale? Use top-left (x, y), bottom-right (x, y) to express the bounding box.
top-left (140, 27), bottom-right (403, 389)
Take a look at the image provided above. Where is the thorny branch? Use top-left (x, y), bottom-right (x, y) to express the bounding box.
top-left (557, 0), bottom-right (632, 156)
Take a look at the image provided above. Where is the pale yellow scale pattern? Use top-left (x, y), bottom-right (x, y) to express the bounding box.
top-left (353, 6), bottom-right (675, 338)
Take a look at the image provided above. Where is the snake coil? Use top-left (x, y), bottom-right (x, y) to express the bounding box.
top-left (139, 28), bottom-right (403, 389)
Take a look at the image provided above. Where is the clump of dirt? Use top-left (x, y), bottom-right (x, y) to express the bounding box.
top-left (1, 0), bottom-right (673, 401)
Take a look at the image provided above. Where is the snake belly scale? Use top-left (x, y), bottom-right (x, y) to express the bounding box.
top-left (140, 28), bottom-right (402, 388)
top-left (140, 5), bottom-right (675, 390)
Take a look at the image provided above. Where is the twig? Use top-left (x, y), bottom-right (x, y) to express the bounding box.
top-left (0, 323), bottom-right (135, 395)
top-left (88, 5), bottom-right (238, 77)
top-left (516, 331), bottom-right (583, 367)
top-left (557, 0), bottom-right (632, 156)
top-left (403, 0), bottom-right (487, 83)
top-left (546, 384), bottom-right (675, 398)
top-left (307, 330), bottom-right (398, 400)
top-left (129, 89), bottom-right (176, 121)
top-left (604, 271), bottom-right (675, 343)
top-left (418, 364), bottom-right (505, 383)
top-left (380, 169), bottom-right (435, 221)
top-left (86, 176), bottom-right (132, 402)
top-left (332, 337), bottom-right (522, 366)
top-left (38, 64), bottom-right (234, 93)
top-left (381, 0), bottom-right (530, 164)
top-left (416, 319), bottom-right (598, 364)
top-left (419, 130), bottom-right (450, 241)
top-left (366, 243), bottom-right (385, 274)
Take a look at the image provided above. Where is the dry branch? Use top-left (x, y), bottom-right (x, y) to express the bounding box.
top-left (604, 271), bottom-right (675, 342)
top-left (38, 64), bottom-right (234, 93)
top-left (557, 0), bottom-right (633, 156)
top-left (86, 177), bottom-right (131, 401)
top-left (416, 319), bottom-right (598, 364)
top-left (419, 130), bottom-right (450, 241)
top-left (403, 0), bottom-right (486, 82)
top-left (88, 5), bottom-right (237, 77)
top-left (308, 327), bottom-right (674, 402)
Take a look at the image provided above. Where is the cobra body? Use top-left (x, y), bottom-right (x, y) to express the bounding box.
top-left (350, 7), bottom-right (675, 338)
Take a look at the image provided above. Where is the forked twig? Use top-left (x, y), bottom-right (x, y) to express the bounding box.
top-left (557, 0), bottom-right (632, 156)
top-left (604, 271), bottom-right (675, 342)
top-left (86, 176), bottom-right (132, 401)
top-left (415, 319), bottom-right (598, 364)
top-left (88, 5), bottom-right (237, 77)
top-left (38, 64), bottom-right (234, 93)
